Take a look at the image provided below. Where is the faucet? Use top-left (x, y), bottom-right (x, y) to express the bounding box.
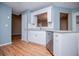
top-left (39, 23), bottom-right (42, 30)
top-left (40, 27), bottom-right (41, 30)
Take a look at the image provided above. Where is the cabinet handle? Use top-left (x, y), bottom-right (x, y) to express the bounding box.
top-left (48, 33), bottom-right (50, 35)
top-left (35, 35), bottom-right (37, 37)
top-left (55, 35), bottom-right (58, 37)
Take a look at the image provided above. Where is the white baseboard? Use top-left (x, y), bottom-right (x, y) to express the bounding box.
top-left (22, 39), bottom-right (29, 42)
top-left (0, 42), bottom-right (12, 47)
top-left (28, 41), bottom-right (46, 47)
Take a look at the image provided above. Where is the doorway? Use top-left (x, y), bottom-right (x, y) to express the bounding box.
top-left (76, 16), bottom-right (79, 32)
top-left (60, 13), bottom-right (68, 30)
top-left (12, 14), bottom-right (21, 42)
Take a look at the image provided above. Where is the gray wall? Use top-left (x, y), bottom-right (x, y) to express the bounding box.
top-left (0, 3), bottom-right (12, 45)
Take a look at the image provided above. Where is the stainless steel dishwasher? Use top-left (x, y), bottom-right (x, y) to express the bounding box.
top-left (46, 31), bottom-right (53, 55)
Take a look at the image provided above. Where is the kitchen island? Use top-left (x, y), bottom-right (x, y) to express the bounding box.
top-left (46, 30), bottom-right (78, 56)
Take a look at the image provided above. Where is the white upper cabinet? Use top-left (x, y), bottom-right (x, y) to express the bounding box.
top-left (47, 7), bottom-right (52, 22)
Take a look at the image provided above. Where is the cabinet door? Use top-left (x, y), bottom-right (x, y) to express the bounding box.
top-left (60, 33), bottom-right (77, 56)
top-left (53, 33), bottom-right (62, 56)
top-left (31, 14), bottom-right (37, 27)
top-left (54, 33), bottom-right (77, 56)
top-left (78, 33), bottom-right (79, 56)
top-left (28, 31), bottom-right (46, 46)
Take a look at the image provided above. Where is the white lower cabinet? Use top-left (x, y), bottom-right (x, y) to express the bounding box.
top-left (53, 33), bottom-right (77, 56)
top-left (28, 31), bottom-right (46, 46)
top-left (28, 31), bottom-right (78, 56)
top-left (78, 33), bottom-right (79, 56)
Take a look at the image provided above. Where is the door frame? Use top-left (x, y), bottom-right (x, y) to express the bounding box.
top-left (72, 12), bottom-right (79, 32)
top-left (59, 12), bottom-right (72, 31)
top-left (60, 13), bottom-right (68, 30)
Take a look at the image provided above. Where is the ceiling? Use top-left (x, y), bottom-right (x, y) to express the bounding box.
top-left (3, 2), bottom-right (79, 15)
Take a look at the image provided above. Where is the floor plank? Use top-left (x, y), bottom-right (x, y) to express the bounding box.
top-left (0, 35), bottom-right (52, 56)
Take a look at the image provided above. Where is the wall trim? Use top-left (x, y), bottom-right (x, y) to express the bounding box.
top-left (0, 42), bottom-right (12, 47)
top-left (28, 41), bottom-right (46, 47)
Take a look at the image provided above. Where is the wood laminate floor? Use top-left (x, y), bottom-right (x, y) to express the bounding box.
top-left (0, 35), bottom-right (52, 56)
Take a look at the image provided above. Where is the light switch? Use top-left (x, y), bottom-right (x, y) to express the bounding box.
top-left (5, 24), bottom-right (8, 27)
top-left (8, 16), bottom-right (10, 19)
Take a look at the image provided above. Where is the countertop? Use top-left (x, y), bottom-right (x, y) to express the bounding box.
top-left (46, 29), bottom-right (77, 33)
top-left (28, 27), bottom-right (53, 31)
top-left (28, 28), bottom-right (78, 33)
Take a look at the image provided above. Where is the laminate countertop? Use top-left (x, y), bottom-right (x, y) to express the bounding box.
top-left (28, 28), bottom-right (78, 33)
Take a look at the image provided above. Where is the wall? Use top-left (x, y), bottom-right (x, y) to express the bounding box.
top-left (28, 5), bottom-right (72, 31)
top-left (53, 6), bottom-right (72, 31)
top-left (0, 3), bottom-right (12, 45)
top-left (12, 14), bottom-right (21, 35)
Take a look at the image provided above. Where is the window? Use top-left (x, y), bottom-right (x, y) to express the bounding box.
top-left (36, 12), bottom-right (48, 27)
